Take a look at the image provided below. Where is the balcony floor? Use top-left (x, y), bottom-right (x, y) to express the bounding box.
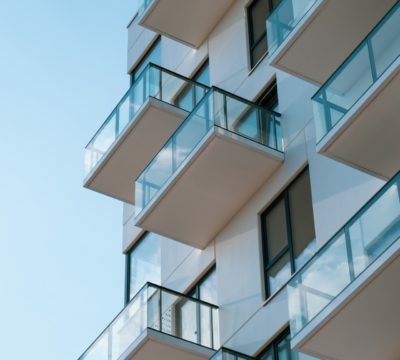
top-left (135, 127), bottom-right (283, 249)
top-left (84, 98), bottom-right (187, 204)
top-left (269, 0), bottom-right (396, 84)
top-left (138, 0), bottom-right (235, 48)
top-left (317, 58), bottom-right (400, 179)
top-left (292, 238), bottom-right (400, 360)
top-left (120, 328), bottom-right (214, 360)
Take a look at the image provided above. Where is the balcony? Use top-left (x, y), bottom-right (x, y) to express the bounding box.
top-left (209, 348), bottom-right (253, 360)
top-left (84, 63), bottom-right (209, 203)
top-left (136, 0), bottom-right (235, 48)
top-left (287, 172), bottom-right (400, 360)
top-left (134, 88), bottom-right (283, 249)
top-left (78, 283), bottom-right (219, 360)
top-left (313, 1), bottom-right (400, 179)
top-left (266, 0), bottom-right (397, 84)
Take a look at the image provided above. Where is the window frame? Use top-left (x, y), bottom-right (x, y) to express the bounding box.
top-left (247, 0), bottom-right (280, 69)
top-left (261, 167), bottom-right (315, 298)
top-left (258, 328), bottom-right (291, 360)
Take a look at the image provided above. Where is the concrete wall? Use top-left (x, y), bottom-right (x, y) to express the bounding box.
top-left (124, 2), bottom-right (385, 356)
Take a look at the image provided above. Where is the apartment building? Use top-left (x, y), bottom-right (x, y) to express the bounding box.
top-left (80, 0), bottom-right (400, 359)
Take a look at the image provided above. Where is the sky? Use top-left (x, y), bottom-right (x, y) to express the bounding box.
top-left (0, 1), bottom-right (137, 358)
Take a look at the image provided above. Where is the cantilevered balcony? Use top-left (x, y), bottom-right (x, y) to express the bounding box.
top-left (136, 0), bottom-right (234, 48)
top-left (134, 88), bottom-right (283, 249)
top-left (313, 1), bottom-right (400, 179)
top-left (288, 172), bottom-right (400, 360)
top-left (79, 283), bottom-right (219, 360)
top-left (84, 63), bottom-right (209, 203)
top-left (266, 0), bottom-right (396, 84)
top-left (209, 348), bottom-right (254, 360)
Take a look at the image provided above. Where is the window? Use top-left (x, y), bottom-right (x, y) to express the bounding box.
top-left (175, 60), bottom-right (210, 110)
top-left (248, 0), bottom-right (281, 68)
top-left (177, 266), bottom-right (217, 348)
top-left (257, 81), bottom-right (282, 151)
top-left (125, 232), bottom-right (162, 302)
top-left (258, 329), bottom-right (294, 360)
top-left (130, 37), bottom-right (161, 83)
top-left (261, 168), bottom-right (316, 297)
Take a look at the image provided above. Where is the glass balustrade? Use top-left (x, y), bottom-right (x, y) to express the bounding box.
top-left (288, 171), bottom-right (400, 336)
top-left (135, 88), bottom-right (282, 215)
top-left (84, 63), bottom-right (209, 176)
top-left (266, 0), bottom-right (317, 56)
top-left (79, 283), bottom-right (219, 360)
top-left (312, 1), bottom-right (400, 142)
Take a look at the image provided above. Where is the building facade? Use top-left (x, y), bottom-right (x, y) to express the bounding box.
top-left (80, 0), bottom-right (400, 359)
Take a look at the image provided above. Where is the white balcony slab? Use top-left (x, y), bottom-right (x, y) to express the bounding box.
top-left (135, 127), bottom-right (283, 249)
top-left (138, 0), bottom-right (234, 48)
top-left (84, 98), bottom-right (187, 204)
top-left (317, 58), bottom-right (400, 179)
top-left (120, 328), bottom-right (214, 360)
top-left (292, 238), bottom-right (400, 360)
top-left (269, 0), bottom-right (396, 84)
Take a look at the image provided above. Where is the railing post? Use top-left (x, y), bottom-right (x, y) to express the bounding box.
top-left (366, 38), bottom-right (378, 82)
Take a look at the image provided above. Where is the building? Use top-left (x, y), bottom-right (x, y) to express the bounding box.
top-left (80, 0), bottom-right (400, 359)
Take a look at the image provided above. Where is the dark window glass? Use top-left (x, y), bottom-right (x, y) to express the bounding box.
top-left (261, 168), bottom-right (316, 297)
top-left (258, 329), bottom-right (309, 360)
top-left (248, 0), bottom-right (281, 68)
top-left (258, 81), bottom-right (282, 152)
top-left (131, 37), bottom-right (161, 83)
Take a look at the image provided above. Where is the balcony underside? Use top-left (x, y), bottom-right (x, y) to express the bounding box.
top-left (138, 0), bottom-right (234, 48)
top-left (270, 0), bottom-right (396, 84)
top-left (84, 98), bottom-right (187, 204)
top-left (121, 328), bottom-right (214, 360)
top-left (317, 59), bottom-right (400, 179)
top-left (135, 127), bottom-right (283, 249)
top-left (292, 238), bottom-right (400, 360)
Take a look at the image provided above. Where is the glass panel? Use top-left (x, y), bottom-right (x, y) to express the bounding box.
top-left (348, 183), bottom-right (400, 276)
top-left (370, 3), bottom-right (400, 78)
top-left (267, 0), bottom-right (317, 55)
top-left (131, 37), bottom-right (161, 82)
top-left (129, 232), bottom-right (162, 300)
top-left (177, 299), bottom-right (198, 343)
top-left (313, 1), bottom-right (400, 142)
top-left (267, 252), bottom-right (291, 294)
top-left (288, 174), bottom-right (400, 337)
top-left (259, 347), bottom-right (274, 360)
top-left (288, 171), bottom-right (316, 270)
top-left (79, 284), bottom-right (220, 359)
top-left (199, 268), bottom-right (217, 304)
top-left (84, 64), bottom-right (209, 176)
top-left (277, 333), bottom-right (291, 360)
top-left (80, 331), bottom-right (109, 360)
top-left (135, 89), bottom-right (282, 216)
top-left (264, 198), bottom-right (289, 260)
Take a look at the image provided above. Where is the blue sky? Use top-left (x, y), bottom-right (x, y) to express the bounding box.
top-left (0, 1), bottom-right (136, 358)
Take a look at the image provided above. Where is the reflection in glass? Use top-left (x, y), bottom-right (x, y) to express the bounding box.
top-left (85, 64), bottom-right (209, 175)
top-left (313, 1), bottom-right (400, 142)
top-left (79, 284), bottom-right (219, 360)
top-left (288, 174), bottom-right (400, 337)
